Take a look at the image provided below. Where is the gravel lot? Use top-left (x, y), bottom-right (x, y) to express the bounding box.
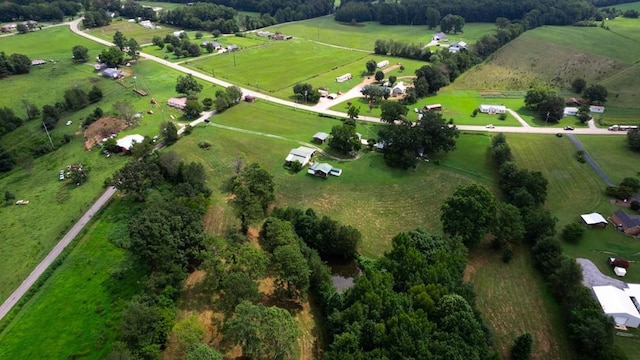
top-left (577, 258), bottom-right (626, 289)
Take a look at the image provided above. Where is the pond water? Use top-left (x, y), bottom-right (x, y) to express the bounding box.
top-left (328, 259), bottom-right (361, 293)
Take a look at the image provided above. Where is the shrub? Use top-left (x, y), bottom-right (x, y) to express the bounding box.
top-left (561, 223), bottom-right (585, 244)
top-left (502, 245), bottom-right (513, 263)
top-left (289, 160), bottom-right (303, 173)
top-left (498, 113), bottom-right (507, 121)
top-left (630, 200), bottom-right (640, 211)
top-left (472, 108), bottom-right (478, 117)
top-left (198, 141), bottom-right (211, 150)
top-left (511, 333), bottom-right (533, 360)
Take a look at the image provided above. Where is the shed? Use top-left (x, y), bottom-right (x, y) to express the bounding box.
top-left (1, 24), bottom-right (17, 32)
top-left (593, 285), bottom-right (640, 328)
top-left (336, 73), bottom-right (352, 83)
top-left (285, 146), bottom-right (316, 167)
top-left (479, 104), bottom-right (506, 114)
top-left (432, 32), bottom-right (446, 41)
top-left (611, 210), bottom-right (640, 236)
top-left (580, 213), bottom-right (608, 227)
top-left (116, 134), bottom-right (145, 151)
top-left (312, 132), bottom-right (330, 143)
top-left (307, 162), bottom-right (333, 178)
top-left (614, 267), bottom-right (627, 277)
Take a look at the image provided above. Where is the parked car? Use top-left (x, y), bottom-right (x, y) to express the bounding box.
top-left (564, 126), bottom-right (574, 130)
top-left (486, 124), bottom-right (495, 129)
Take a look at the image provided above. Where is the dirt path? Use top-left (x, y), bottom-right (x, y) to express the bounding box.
top-left (506, 108), bottom-right (531, 128)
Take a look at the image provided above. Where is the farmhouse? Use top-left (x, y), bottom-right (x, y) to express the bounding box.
top-left (611, 210), bottom-right (640, 236)
top-left (167, 97), bottom-right (187, 110)
top-left (336, 73), bottom-right (352, 83)
top-left (391, 82), bottom-right (407, 96)
top-left (285, 146), bottom-right (316, 167)
top-left (312, 132), bottom-right (330, 144)
top-left (479, 104), bottom-right (506, 114)
top-left (116, 134), bottom-right (145, 152)
top-left (101, 68), bottom-right (123, 79)
top-left (432, 32), bottom-right (446, 41)
top-left (1, 24), bottom-right (17, 32)
top-left (580, 212), bottom-right (608, 228)
top-left (590, 105), bottom-right (605, 113)
top-left (593, 285), bottom-right (640, 328)
top-left (31, 59), bottom-right (46, 66)
top-left (448, 41), bottom-right (468, 53)
top-left (377, 60), bottom-right (389, 68)
top-left (564, 107), bottom-right (579, 116)
top-left (201, 41), bottom-right (221, 49)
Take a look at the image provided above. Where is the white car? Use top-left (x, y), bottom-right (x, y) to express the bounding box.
top-left (486, 124), bottom-right (495, 129)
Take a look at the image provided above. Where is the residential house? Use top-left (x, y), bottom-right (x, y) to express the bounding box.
top-left (285, 146), bottom-right (317, 167)
top-left (611, 210), bottom-right (640, 236)
top-left (391, 82), bottom-right (407, 96)
top-left (376, 60), bottom-right (389, 68)
top-left (116, 134), bottom-right (145, 152)
top-left (590, 105), bottom-right (605, 113)
top-left (432, 32), bottom-right (446, 41)
top-left (307, 162), bottom-right (333, 178)
top-left (226, 44), bottom-right (239, 52)
top-left (580, 212), bottom-right (608, 228)
top-left (479, 104), bottom-right (506, 114)
top-left (139, 20), bottom-right (155, 29)
top-left (173, 30), bottom-right (185, 38)
top-left (101, 68), bottom-right (122, 79)
top-left (593, 284), bottom-right (640, 328)
top-left (563, 107), bottom-right (579, 116)
top-left (200, 41), bottom-right (221, 49)
top-left (312, 132), bottom-right (330, 144)
top-left (448, 41), bottom-right (468, 53)
top-left (167, 97), bottom-right (187, 110)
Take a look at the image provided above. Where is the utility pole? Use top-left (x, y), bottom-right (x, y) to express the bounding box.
top-left (42, 121), bottom-right (54, 150)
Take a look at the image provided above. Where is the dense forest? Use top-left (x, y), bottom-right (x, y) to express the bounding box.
top-left (0, 0), bottom-right (81, 22)
top-left (335, 0), bottom-right (597, 27)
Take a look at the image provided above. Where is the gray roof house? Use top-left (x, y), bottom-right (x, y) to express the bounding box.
top-left (312, 132), bottom-right (330, 143)
top-left (285, 146), bottom-right (316, 167)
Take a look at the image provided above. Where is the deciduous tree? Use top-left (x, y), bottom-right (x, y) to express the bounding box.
top-left (583, 84), bottom-right (608, 105)
top-left (72, 45), bottom-right (89, 63)
top-left (441, 183), bottom-right (496, 247)
top-left (511, 333), bottom-right (533, 360)
top-left (176, 74), bottom-right (203, 95)
top-left (329, 123), bottom-right (361, 154)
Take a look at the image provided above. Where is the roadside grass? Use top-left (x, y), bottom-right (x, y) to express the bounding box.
top-left (576, 135), bottom-right (638, 184)
top-left (85, 19), bottom-right (180, 45)
top-left (467, 245), bottom-right (573, 360)
top-left (0, 200), bottom-right (143, 360)
top-left (142, 35), bottom-right (268, 63)
top-left (267, 17), bottom-right (495, 51)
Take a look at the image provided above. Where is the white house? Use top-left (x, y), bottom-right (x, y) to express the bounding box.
top-left (590, 105), bottom-right (605, 113)
top-left (479, 104), bottom-right (506, 114)
top-left (593, 285), bottom-right (640, 328)
top-left (564, 107), bottom-right (579, 116)
top-left (285, 146), bottom-right (317, 167)
top-left (448, 41), bottom-right (468, 53)
top-left (391, 82), bottom-right (407, 96)
top-left (167, 97), bottom-right (187, 109)
top-left (173, 30), bottom-right (185, 38)
top-left (580, 212), bottom-right (608, 227)
top-left (432, 32), bottom-right (446, 41)
top-left (116, 134), bottom-right (145, 151)
top-left (376, 60), bottom-right (389, 68)
top-left (336, 73), bottom-right (352, 83)
top-left (101, 68), bottom-right (122, 79)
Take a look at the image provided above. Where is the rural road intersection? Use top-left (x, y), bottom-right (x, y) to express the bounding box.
top-left (0, 18), bottom-right (630, 321)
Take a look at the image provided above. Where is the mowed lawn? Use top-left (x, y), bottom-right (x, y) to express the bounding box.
top-left (576, 135), bottom-right (638, 184)
top-left (172, 102), bottom-right (493, 255)
top-left (0, 201), bottom-right (143, 360)
top-left (267, 16), bottom-right (495, 51)
top-left (85, 19), bottom-right (180, 45)
top-left (468, 246), bottom-right (572, 360)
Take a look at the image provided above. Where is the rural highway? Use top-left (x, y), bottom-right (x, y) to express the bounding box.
top-left (0, 18), bottom-right (629, 321)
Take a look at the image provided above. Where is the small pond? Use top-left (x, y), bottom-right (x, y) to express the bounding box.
top-left (328, 259), bottom-right (361, 293)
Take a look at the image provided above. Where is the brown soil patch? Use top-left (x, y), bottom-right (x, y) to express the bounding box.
top-left (83, 116), bottom-right (128, 150)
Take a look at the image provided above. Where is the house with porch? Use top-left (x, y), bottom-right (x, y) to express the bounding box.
top-left (611, 210), bottom-right (640, 236)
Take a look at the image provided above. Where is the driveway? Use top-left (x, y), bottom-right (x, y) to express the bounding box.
top-left (566, 134), bottom-right (615, 186)
top-left (577, 258), bottom-right (626, 289)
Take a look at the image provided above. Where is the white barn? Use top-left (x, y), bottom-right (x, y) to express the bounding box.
top-left (593, 285), bottom-right (640, 328)
top-left (479, 104), bottom-right (506, 114)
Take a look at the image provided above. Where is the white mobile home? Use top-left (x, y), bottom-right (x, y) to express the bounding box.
top-left (479, 104), bottom-right (506, 114)
top-left (336, 73), bottom-right (352, 83)
top-left (376, 60), bottom-right (389, 68)
top-left (593, 285), bottom-right (640, 328)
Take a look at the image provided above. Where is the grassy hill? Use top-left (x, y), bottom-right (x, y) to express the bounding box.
top-left (453, 20), bottom-right (640, 123)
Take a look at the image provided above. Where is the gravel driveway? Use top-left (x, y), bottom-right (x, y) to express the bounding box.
top-left (577, 258), bottom-right (626, 289)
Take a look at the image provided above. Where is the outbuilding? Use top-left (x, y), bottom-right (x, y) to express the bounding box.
top-left (564, 107), bottom-right (579, 116)
top-left (590, 105), bottom-right (605, 113)
top-left (285, 146), bottom-right (317, 167)
top-left (312, 132), bottom-right (330, 144)
top-left (580, 212), bottom-right (608, 228)
top-left (167, 97), bottom-right (187, 109)
top-left (307, 162), bottom-right (333, 178)
top-left (376, 60), bottom-right (389, 68)
top-left (424, 104), bottom-right (442, 111)
top-left (593, 285), bottom-right (640, 328)
top-left (336, 73), bottom-right (352, 83)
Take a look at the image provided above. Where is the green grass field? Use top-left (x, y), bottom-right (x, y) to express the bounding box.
top-left (142, 34), bottom-right (268, 63)
top-left (85, 19), bottom-right (180, 45)
top-left (599, 1), bottom-right (640, 10)
top-left (468, 246), bottom-right (573, 360)
top-left (576, 135), bottom-right (638, 184)
top-left (0, 201), bottom-right (143, 359)
top-left (267, 17), bottom-right (495, 51)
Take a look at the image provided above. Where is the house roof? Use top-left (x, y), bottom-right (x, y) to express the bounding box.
top-left (313, 132), bottom-right (329, 141)
top-left (116, 134), bottom-right (144, 150)
top-left (285, 146), bottom-right (316, 164)
top-left (480, 104), bottom-right (506, 110)
top-left (102, 68), bottom-right (120, 77)
top-left (434, 32), bottom-right (446, 38)
top-left (580, 212), bottom-right (608, 225)
top-left (593, 285), bottom-right (640, 321)
top-left (310, 162), bottom-right (333, 174)
top-left (614, 210), bottom-right (640, 229)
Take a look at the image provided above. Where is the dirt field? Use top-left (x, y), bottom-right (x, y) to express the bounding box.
top-left (83, 116), bottom-right (128, 149)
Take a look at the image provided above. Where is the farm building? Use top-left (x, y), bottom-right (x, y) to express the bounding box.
top-left (201, 41), bottom-right (221, 49)
top-left (173, 30), bottom-right (185, 38)
top-left (336, 73), bottom-right (352, 83)
top-left (285, 146), bottom-right (317, 167)
top-left (167, 97), bottom-right (187, 110)
top-left (590, 105), bottom-right (605, 113)
top-left (448, 41), bottom-right (468, 53)
top-left (593, 285), bottom-right (640, 328)
top-left (139, 20), bottom-right (155, 29)
top-left (31, 59), bottom-right (46, 66)
top-left (256, 31), bottom-right (272, 37)
top-left (424, 104), bottom-right (442, 111)
top-left (432, 32), bottom-right (446, 41)
top-left (1, 24), bottom-right (17, 32)
top-left (116, 134), bottom-right (145, 152)
top-left (564, 107), bottom-right (579, 116)
top-left (227, 44), bottom-right (239, 52)
top-left (377, 60), bottom-right (389, 68)
top-left (611, 210), bottom-right (640, 236)
top-left (479, 104), bottom-right (506, 114)
top-left (312, 132), bottom-right (330, 144)
top-left (580, 213), bottom-right (608, 228)
top-left (101, 68), bottom-right (122, 79)
top-left (308, 162), bottom-right (342, 177)
top-left (392, 82), bottom-right (407, 96)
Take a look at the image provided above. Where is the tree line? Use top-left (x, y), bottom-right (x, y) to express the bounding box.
top-left (0, 0), bottom-right (81, 22)
top-left (336, 0), bottom-right (596, 27)
top-left (488, 134), bottom-right (625, 359)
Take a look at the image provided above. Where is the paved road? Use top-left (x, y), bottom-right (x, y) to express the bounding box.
top-left (0, 186), bottom-right (117, 320)
top-left (566, 134), bottom-right (615, 186)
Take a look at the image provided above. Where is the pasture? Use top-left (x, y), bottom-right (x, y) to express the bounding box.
top-left (267, 16), bottom-right (496, 51)
top-left (0, 201), bottom-right (143, 360)
top-left (142, 34), bottom-right (268, 63)
top-left (85, 19), bottom-right (180, 45)
top-left (576, 135), bottom-right (638, 184)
